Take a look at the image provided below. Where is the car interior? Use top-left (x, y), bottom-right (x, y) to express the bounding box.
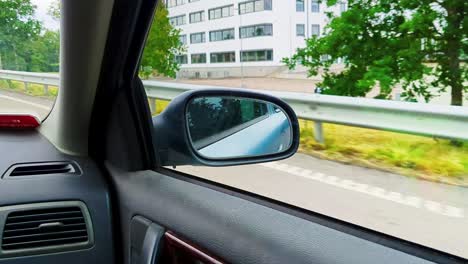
top-left (0, 0), bottom-right (465, 264)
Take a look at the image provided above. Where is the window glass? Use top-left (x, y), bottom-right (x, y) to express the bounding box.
top-left (241, 50), bottom-right (273, 62)
top-left (222, 6), bottom-right (232, 17)
top-left (190, 32), bottom-right (206, 44)
top-left (239, 24), bottom-right (273, 38)
top-left (189, 11), bottom-right (204, 23)
top-left (210, 52), bottom-right (236, 63)
top-left (214, 9), bottom-right (221, 19)
top-left (239, 0), bottom-right (271, 15)
top-left (209, 5), bottom-right (233, 20)
top-left (244, 2), bottom-right (254, 13)
top-left (175, 54), bottom-right (188, 64)
top-left (210, 28), bottom-right (235, 42)
top-left (0, 0), bottom-right (60, 120)
top-left (296, 0), bottom-right (304, 12)
top-left (296, 24), bottom-right (305, 36)
top-left (311, 24), bottom-right (320, 36)
top-left (166, 0), bottom-right (185, 8)
top-left (254, 1), bottom-right (264, 12)
top-left (191, 53), bottom-right (206, 64)
top-left (169, 15), bottom-right (186, 26)
top-left (311, 0), bottom-right (320, 12)
top-left (140, 1), bottom-right (468, 259)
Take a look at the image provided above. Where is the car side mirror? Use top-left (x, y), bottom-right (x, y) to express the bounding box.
top-left (152, 89), bottom-right (300, 167)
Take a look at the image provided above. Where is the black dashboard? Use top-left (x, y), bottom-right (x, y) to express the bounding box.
top-left (0, 131), bottom-right (114, 264)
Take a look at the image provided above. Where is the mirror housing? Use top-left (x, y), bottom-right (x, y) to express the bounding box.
top-left (152, 89), bottom-right (300, 167)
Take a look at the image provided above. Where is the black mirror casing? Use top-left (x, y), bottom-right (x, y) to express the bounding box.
top-left (152, 89), bottom-right (300, 167)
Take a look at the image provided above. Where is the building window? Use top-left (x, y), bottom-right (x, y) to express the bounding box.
top-left (340, 2), bottom-right (347, 12)
top-left (210, 28), bottom-right (235, 42)
top-left (169, 15), bottom-right (186, 26)
top-left (210, 52), bottom-right (236, 63)
top-left (179, 34), bottom-right (187, 45)
top-left (175, 55), bottom-right (188, 64)
top-left (311, 24), bottom-right (320, 36)
top-left (311, 0), bottom-right (320, 12)
top-left (190, 32), bottom-right (206, 44)
top-left (241, 49), bottom-right (273, 62)
top-left (209, 5), bottom-right (234, 20)
top-left (239, 24), bottom-right (273, 39)
top-left (239, 0), bottom-right (272, 15)
top-left (191, 53), bottom-right (207, 64)
top-left (296, 24), bottom-right (305, 36)
top-left (189, 11), bottom-right (205, 23)
top-left (296, 0), bottom-right (304, 12)
top-left (166, 0), bottom-right (185, 8)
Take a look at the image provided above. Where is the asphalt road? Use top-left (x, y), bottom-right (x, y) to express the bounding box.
top-left (0, 90), bottom-right (53, 119)
top-left (2, 89), bottom-right (467, 259)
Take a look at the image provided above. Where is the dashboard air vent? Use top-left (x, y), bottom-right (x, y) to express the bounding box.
top-left (5, 162), bottom-right (79, 178)
top-left (1, 206), bottom-right (89, 251)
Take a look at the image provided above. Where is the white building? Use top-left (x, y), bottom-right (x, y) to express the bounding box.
top-left (166, 0), bottom-right (346, 78)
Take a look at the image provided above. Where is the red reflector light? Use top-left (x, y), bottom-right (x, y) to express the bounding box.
top-left (0, 114), bottom-right (41, 129)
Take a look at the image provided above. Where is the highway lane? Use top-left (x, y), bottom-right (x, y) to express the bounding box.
top-left (0, 90), bottom-right (53, 119)
top-left (2, 89), bottom-right (467, 259)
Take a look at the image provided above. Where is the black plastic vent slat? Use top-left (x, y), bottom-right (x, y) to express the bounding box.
top-left (3, 223), bottom-right (87, 236)
top-left (7, 210), bottom-right (82, 221)
top-left (3, 230), bottom-right (88, 243)
top-left (5, 217), bottom-right (85, 228)
top-left (2, 236), bottom-right (88, 250)
top-left (1, 206), bottom-right (88, 251)
top-left (7, 207), bottom-right (81, 217)
top-left (8, 163), bottom-right (76, 177)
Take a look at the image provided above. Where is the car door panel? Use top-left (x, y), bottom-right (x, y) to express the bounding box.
top-left (108, 163), bottom-right (436, 264)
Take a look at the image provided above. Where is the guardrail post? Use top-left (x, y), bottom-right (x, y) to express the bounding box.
top-left (43, 84), bottom-right (49, 96)
top-left (314, 121), bottom-right (324, 144)
top-left (149, 97), bottom-right (156, 114)
top-left (24, 81), bottom-right (29, 92)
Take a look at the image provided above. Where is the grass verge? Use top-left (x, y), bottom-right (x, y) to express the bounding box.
top-left (300, 120), bottom-right (468, 186)
top-left (0, 80), bottom-right (58, 98)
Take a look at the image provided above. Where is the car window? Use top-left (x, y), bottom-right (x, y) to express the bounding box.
top-left (141, 0), bottom-right (467, 259)
top-left (0, 0), bottom-right (60, 120)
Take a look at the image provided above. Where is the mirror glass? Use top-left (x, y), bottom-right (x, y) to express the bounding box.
top-left (186, 96), bottom-right (293, 160)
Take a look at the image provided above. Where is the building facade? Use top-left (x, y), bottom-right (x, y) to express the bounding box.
top-left (166, 0), bottom-right (346, 78)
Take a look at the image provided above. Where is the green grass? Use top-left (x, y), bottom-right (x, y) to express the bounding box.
top-left (0, 80), bottom-right (58, 98)
top-left (300, 120), bottom-right (468, 186)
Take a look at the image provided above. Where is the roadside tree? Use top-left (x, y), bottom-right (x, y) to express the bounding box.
top-left (283, 0), bottom-right (467, 106)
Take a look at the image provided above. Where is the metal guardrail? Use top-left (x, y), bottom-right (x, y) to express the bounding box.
top-left (1, 70), bottom-right (468, 142)
top-left (0, 70), bottom-right (59, 96)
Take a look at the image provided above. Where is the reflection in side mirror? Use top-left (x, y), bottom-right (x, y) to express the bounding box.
top-left (186, 96), bottom-right (293, 160)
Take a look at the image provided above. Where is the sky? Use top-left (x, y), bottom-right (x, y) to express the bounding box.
top-left (31, 0), bottom-right (59, 30)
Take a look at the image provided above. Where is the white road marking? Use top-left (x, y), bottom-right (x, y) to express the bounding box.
top-left (0, 94), bottom-right (50, 110)
top-left (261, 162), bottom-right (465, 218)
